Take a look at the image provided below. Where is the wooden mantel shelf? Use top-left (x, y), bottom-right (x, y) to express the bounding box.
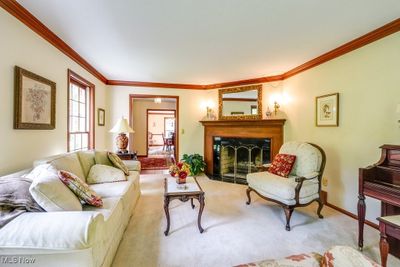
top-left (200, 119), bottom-right (286, 176)
top-left (200, 119), bottom-right (286, 127)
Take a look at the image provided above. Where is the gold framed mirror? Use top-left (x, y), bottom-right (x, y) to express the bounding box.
top-left (218, 84), bottom-right (262, 120)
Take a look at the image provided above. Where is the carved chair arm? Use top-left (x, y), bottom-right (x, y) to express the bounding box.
top-left (294, 177), bottom-right (306, 204)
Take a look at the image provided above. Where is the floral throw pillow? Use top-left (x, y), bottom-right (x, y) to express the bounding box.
top-left (58, 170), bottom-right (103, 207)
top-left (268, 153), bottom-right (297, 178)
top-left (108, 152), bottom-right (130, 176)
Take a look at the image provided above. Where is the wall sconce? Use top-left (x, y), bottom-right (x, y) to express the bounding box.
top-left (274, 101), bottom-right (280, 115)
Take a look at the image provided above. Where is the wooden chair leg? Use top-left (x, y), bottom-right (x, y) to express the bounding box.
top-left (246, 187), bottom-right (252, 205)
top-left (316, 199), bottom-right (324, 219)
top-left (284, 207), bottom-right (294, 231)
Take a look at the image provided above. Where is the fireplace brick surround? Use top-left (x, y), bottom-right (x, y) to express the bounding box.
top-left (200, 119), bottom-right (286, 178)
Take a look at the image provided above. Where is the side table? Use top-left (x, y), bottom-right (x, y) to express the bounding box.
top-left (378, 215), bottom-right (400, 267)
top-left (116, 151), bottom-right (137, 160)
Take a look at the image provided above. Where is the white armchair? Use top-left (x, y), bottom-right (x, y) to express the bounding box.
top-left (246, 141), bottom-right (326, 231)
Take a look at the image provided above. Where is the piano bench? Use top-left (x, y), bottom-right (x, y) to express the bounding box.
top-left (378, 215), bottom-right (400, 267)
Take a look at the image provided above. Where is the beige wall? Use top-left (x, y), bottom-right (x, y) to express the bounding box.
top-left (282, 32), bottom-right (400, 223)
top-left (107, 86), bottom-right (218, 159)
top-left (130, 99), bottom-right (175, 155)
top-left (148, 114), bottom-right (175, 146)
top-left (0, 9), bottom-right (108, 175)
top-left (107, 83), bottom-right (283, 159)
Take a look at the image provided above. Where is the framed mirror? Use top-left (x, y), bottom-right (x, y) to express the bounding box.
top-left (218, 84), bottom-right (262, 120)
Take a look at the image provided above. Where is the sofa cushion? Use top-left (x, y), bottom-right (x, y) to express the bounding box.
top-left (89, 171), bottom-right (139, 212)
top-left (95, 151), bottom-right (113, 166)
top-left (279, 141), bottom-right (322, 177)
top-left (58, 170), bottom-right (103, 207)
top-left (49, 153), bottom-right (87, 182)
top-left (269, 154), bottom-right (297, 178)
top-left (108, 152), bottom-right (129, 175)
top-left (87, 164), bottom-right (126, 184)
top-left (28, 165), bottom-right (82, 211)
top-left (77, 150), bottom-right (96, 178)
top-left (0, 212), bottom-right (104, 249)
top-left (247, 171), bottom-right (319, 202)
top-left (323, 246), bottom-right (380, 267)
top-left (123, 160), bottom-right (141, 172)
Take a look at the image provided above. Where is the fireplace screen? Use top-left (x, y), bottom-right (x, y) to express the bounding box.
top-left (212, 137), bottom-right (271, 184)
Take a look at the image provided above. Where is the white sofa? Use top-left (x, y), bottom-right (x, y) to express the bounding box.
top-left (0, 151), bottom-right (141, 267)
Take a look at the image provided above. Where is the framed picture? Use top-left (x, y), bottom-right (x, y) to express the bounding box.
top-left (14, 66), bottom-right (56, 129)
top-left (316, 93), bottom-right (339, 127)
top-left (98, 108), bottom-right (105, 126)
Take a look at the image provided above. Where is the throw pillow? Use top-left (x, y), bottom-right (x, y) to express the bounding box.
top-left (58, 170), bottom-right (103, 207)
top-left (28, 165), bottom-right (82, 211)
top-left (87, 164), bottom-right (127, 184)
top-left (108, 152), bottom-right (130, 176)
top-left (268, 154), bottom-right (297, 178)
top-left (94, 151), bottom-right (113, 166)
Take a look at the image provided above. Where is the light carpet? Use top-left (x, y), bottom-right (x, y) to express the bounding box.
top-left (112, 174), bottom-right (399, 267)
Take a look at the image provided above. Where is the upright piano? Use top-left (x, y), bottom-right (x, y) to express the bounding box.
top-left (358, 145), bottom-right (400, 257)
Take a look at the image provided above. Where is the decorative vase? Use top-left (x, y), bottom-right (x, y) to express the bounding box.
top-left (116, 133), bottom-right (129, 153)
top-left (176, 177), bottom-right (186, 184)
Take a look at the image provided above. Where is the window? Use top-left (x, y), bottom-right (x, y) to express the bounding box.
top-left (68, 70), bottom-right (94, 152)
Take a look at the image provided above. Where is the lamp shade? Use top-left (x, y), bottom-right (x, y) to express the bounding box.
top-left (109, 117), bottom-right (135, 133)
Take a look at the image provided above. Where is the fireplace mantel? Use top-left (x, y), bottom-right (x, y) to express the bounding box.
top-left (200, 119), bottom-right (286, 127)
top-left (200, 119), bottom-right (286, 176)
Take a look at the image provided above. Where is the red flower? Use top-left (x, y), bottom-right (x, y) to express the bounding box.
top-left (178, 171), bottom-right (188, 179)
top-left (177, 162), bottom-right (183, 169)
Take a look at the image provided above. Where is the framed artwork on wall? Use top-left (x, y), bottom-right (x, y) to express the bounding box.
top-left (14, 66), bottom-right (56, 130)
top-left (98, 108), bottom-right (105, 126)
top-left (316, 93), bottom-right (339, 127)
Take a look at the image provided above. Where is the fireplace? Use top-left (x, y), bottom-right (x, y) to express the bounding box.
top-left (212, 137), bottom-right (271, 184)
top-left (200, 119), bottom-right (285, 182)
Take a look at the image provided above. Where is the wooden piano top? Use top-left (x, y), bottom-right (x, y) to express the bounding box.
top-left (360, 145), bottom-right (400, 206)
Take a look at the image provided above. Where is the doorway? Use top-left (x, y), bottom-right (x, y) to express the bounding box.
top-left (129, 95), bottom-right (179, 170)
top-left (147, 109), bottom-right (176, 158)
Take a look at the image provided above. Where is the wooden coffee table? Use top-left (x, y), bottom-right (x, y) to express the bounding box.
top-left (163, 177), bottom-right (205, 236)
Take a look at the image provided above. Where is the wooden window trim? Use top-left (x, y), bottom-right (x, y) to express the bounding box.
top-left (67, 69), bottom-right (95, 152)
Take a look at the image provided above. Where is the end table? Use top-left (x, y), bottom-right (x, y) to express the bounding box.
top-left (116, 151), bottom-right (137, 160)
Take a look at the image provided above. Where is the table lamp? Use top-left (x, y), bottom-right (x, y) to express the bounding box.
top-left (109, 117), bottom-right (135, 153)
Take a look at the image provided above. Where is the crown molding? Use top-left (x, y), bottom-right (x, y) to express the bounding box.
top-left (107, 80), bottom-right (206, 90)
top-left (0, 0), bottom-right (107, 84)
top-left (204, 74), bottom-right (284, 89)
top-left (282, 18), bottom-right (400, 79)
top-left (1, 1), bottom-right (399, 89)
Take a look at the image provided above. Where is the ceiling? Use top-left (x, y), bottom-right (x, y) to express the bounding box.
top-left (17, 0), bottom-right (400, 84)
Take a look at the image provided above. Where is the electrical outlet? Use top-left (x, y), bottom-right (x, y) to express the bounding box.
top-left (322, 177), bottom-right (328, 187)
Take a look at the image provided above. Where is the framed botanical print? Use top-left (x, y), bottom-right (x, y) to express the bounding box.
top-left (98, 108), bottom-right (105, 126)
top-left (316, 93), bottom-right (339, 127)
top-left (14, 66), bottom-right (56, 129)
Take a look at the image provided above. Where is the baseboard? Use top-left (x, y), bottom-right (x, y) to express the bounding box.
top-left (321, 190), bottom-right (378, 230)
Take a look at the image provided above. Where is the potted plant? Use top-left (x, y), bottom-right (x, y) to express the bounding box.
top-left (182, 154), bottom-right (206, 176)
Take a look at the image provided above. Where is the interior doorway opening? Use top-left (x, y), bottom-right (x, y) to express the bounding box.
top-left (147, 109), bottom-right (176, 158)
top-left (129, 95), bottom-right (179, 170)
